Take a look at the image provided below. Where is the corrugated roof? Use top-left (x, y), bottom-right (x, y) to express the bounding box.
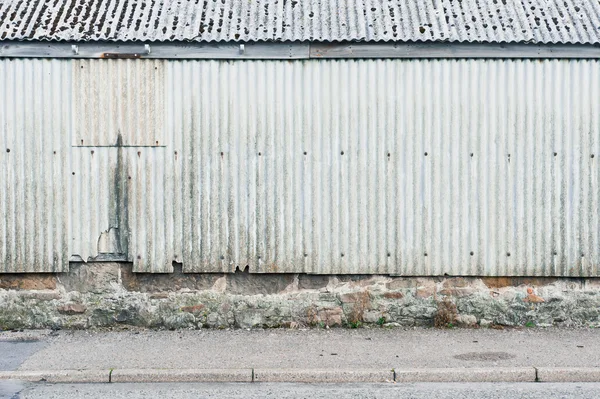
top-left (0, 0), bottom-right (599, 44)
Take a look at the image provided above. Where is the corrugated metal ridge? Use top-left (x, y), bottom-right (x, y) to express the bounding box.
top-left (0, 0), bottom-right (599, 45)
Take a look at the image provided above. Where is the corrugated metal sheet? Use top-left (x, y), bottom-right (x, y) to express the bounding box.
top-left (175, 59), bottom-right (600, 276)
top-left (1, 0), bottom-right (599, 44)
top-left (0, 58), bottom-right (599, 275)
top-left (0, 59), bottom-right (70, 272)
top-left (72, 59), bottom-right (166, 147)
top-left (70, 59), bottom-right (176, 272)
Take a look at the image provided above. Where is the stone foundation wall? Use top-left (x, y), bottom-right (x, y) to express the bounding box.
top-left (1, 263), bottom-right (600, 330)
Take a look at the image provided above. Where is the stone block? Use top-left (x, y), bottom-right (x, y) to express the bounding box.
top-left (20, 291), bottom-right (61, 301)
top-left (0, 274), bottom-right (57, 290)
top-left (363, 311), bottom-right (384, 324)
top-left (227, 274), bottom-right (295, 295)
top-left (234, 309), bottom-right (265, 328)
top-left (317, 307), bottom-right (343, 326)
top-left (386, 278), bottom-right (418, 290)
top-left (60, 263), bottom-right (120, 294)
top-left (340, 291), bottom-right (370, 303)
top-left (181, 305), bottom-right (205, 314)
top-left (163, 313), bottom-right (196, 329)
top-left (57, 303), bottom-right (87, 315)
top-left (439, 278), bottom-right (478, 297)
top-left (383, 292), bottom-right (404, 299)
top-left (298, 275), bottom-right (330, 290)
top-left (415, 286), bottom-right (435, 299)
top-left (455, 314), bottom-right (477, 327)
top-left (122, 268), bottom-right (222, 293)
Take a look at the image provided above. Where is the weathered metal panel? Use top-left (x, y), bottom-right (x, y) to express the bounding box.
top-left (1, 0), bottom-right (599, 45)
top-left (69, 59), bottom-right (177, 272)
top-left (177, 59), bottom-right (600, 276)
top-left (70, 146), bottom-right (180, 272)
top-left (72, 59), bottom-right (165, 147)
top-left (0, 59), bottom-right (70, 272)
top-left (1, 58), bottom-right (599, 275)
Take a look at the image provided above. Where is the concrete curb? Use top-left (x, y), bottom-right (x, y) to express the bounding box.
top-left (111, 369), bottom-right (252, 383)
top-left (536, 368), bottom-right (600, 382)
top-left (2, 367), bottom-right (600, 383)
top-left (0, 370), bottom-right (108, 383)
top-left (394, 368), bottom-right (536, 383)
top-left (253, 369), bottom-right (394, 383)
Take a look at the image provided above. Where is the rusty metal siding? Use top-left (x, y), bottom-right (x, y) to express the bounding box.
top-left (0, 59), bottom-right (70, 272)
top-left (176, 59), bottom-right (600, 276)
top-left (0, 58), bottom-right (599, 275)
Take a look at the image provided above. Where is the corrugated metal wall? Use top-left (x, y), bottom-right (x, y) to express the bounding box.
top-left (0, 59), bottom-right (70, 272)
top-left (1, 58), bottom-right (599, 275)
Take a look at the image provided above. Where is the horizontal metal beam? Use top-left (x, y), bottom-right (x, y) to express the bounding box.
top-left (0, 42), bottom-right (310, 59)
top-left (0, 41), bottom-right (599, 59)
top-left (311, 42), bottom-right (600, 59)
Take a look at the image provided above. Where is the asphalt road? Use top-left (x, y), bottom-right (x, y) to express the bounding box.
top-left (3, 382), bottom-right (600, 399)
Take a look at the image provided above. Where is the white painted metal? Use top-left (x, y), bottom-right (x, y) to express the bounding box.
top-left (1, 0), bottom-right (599, 45)
top-left (0, 59), bottom-right (70, 272)
top-left (0, 58), bottom-right (598, 275)
top-left (175, 59), bottom-right (600, 276)
top-left (72, 59), bottom-right (166, 147)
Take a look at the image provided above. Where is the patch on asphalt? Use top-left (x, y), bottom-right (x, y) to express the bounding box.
top-left (454, 352), bottom-right (515, 361)
top-left (0, 341), bottom-right (47, 371)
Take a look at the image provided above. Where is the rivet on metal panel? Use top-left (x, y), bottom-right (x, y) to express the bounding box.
top-left (553, 252), bottom-right (557, 256)
top-left (137, 151), bottom-right (141, 157)
top-left (470, 251), bottom-right (474, 256)
top-left (592, 154), bottom-right (595, 158)
top-left (53, 151), bottom-right (56, 154)
top-left (387, 253), bottom-right (391, 257)
top-left (424, 152), bottom-right (428, 156)
top-left (220, 255), bottom-right (225, 260)
top-left (507, 252), bottom-right (511, 257)
top-left (387, 153), bottom-right (390, 157)
top-left (5, 148), bottom-right (9, 152)
top-left (470, 153), bottom-right (473, 157)
top-left (341, 253), bottom-right (344, 257)
top-left (156, 141), bottom-right (159, 145)
top-left (258, 152), bottom-right (262, 156)
top-left (91, 150), bottom-right (94, 155)
top-left (221, 152), bottom-right (224, 156)
top-left (582, 254), bottom-right (585, 257)
top-left (554, 152), bottom-right (557, 156)
top-left (304, 253), bottom-right (308, 257)
top-left (72, 172), bottom-right (75, 175)
top-left (424, 252), bottom-right (428, 256)
top-left (128, 176), bottom-right (131, 180)
top-left (304, 151), bottom-right (307, 155)
top-left (258, 256), bottom-right (261, 259)
top-left (81, 139), bottom-right (84, 145)
top-left (137, 255), bottom-right (141, 259)
top-left (341, 151), bottom-right (344, 155)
